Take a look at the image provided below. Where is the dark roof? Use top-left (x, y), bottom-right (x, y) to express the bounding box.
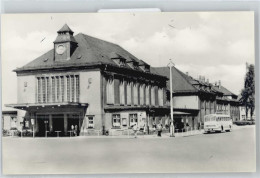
top-left (212, 85), bottom-right (237, 97)
top-left (139, 60), bottom-right (149, 66)
top-left (57, 24), bottom-right (74, 33)
top-left (15, 33), bottom-right (157, 75)
top-left (154, 66), bottom-right (234, 96)
top-left (154, 67), bottom-right (198, 92)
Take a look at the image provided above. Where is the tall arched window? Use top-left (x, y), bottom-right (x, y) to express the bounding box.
top-left (158, 88), bottom-right (164, 106)
top-left (139, 84), bottom-right (144, 105)
top-left (119, 80), bottom-right (125, 105)
top-left (133, 82), bottom-right (138, 105)
top-left (126, 81), bottom-right (132, 105)
top-left (145, 85), bottom-right (150, 105)
top-left (106, 78), bottom-right (114, 104)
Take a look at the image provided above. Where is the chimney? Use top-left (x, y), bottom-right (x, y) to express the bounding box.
top-left (202, 76), bottom-right (205, 82)
top-left (215, 81), bottom-right (218, 86)
top-left (218, 80), bottom-right (221, 88)
top-left (186, 72), bottom-right (189, 76)
top-left (199, 75), bottom-right (201, 81)
top-left (206, 79), bottom-right (209, 84)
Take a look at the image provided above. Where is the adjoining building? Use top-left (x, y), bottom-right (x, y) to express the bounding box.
top-left (154, 66), bottom-right (240, 129)
top-left (6, 24), bottom-right (169, 136)
top-left (2, 110), bottom-right (18, 131)
top-left (2, 110), bottom-right (26, 133)
top-left (212, 81), bottom-right (240, 121)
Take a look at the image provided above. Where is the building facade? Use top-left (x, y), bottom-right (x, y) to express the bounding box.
top-left (155, 66), bottom-right (240, 130)
top-left (7, 24), bottom-right (169, 136)
top-left (212, 81), bottom-right (240, 121)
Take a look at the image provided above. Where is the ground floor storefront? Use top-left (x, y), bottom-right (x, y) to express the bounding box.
top-left (35, 113), bottom-right (83, 137)
top-left (8, 104), bottom-right (203, 137)
top-left (7, 103), bottom-right (88, 137)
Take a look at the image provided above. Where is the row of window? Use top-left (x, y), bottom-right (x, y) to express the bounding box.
top-left (205, 116), bottom-right (231, 122)
top-left (217, 105), bottom-right (228, 111)
top-left (36, 75), bottom-right (79, 103)
top-left (112, 113), bottom-right (145, 128)
top-left (201, 101), bottom-right (215, 109)
top-left (84, 114), bottom-right (143, 129)
top-left (106, 79), bottom-right (164, 106)
top-left (230, 106), bottom-right (239, 115)
top-left (216, 117), bottom-right (231, 122)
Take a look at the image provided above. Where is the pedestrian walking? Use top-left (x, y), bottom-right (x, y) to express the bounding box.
top-left (133, 124), bottom-right (138, 138)
top-left (157, 124), bottom-right (162, 137)
top-left (75, 125), bottom-right (78, 136)
top-left (143, 124), bottom-right (146, 135)
top-left (71, 125), bottom-right (74, 136)
top-left (152, 122), bottom-right (156, 134)
top-left (186, 123), bottom-right (189, 132)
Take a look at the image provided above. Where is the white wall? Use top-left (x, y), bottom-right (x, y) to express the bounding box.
top-left (173, 95), bottom-right (199, 109)
top-left (80, 71), bottom-right (102, 116)
top-left (3, 115), bottom-right (11, 130)
top-left (17, 75), bottom-right (36, 104)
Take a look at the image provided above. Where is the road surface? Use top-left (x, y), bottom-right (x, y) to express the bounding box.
top-left (2, 126), bottom-right (256, 174)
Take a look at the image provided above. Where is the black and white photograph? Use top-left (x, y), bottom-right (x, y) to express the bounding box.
top-left (1, 12), bottom-right (256, 174)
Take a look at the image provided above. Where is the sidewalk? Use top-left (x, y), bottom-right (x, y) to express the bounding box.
top-left (5, 125), bottom-right (253, 139)
top-left (77, 129), bottom-right (205, 139)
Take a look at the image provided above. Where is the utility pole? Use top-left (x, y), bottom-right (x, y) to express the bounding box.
top-left (168, 59), bottom-right (175, 137)
top-left (31, 118), bottom-right (35, 138)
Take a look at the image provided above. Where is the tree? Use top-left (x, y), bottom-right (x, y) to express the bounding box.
top-left (240, 64), bottom-right (255, 120)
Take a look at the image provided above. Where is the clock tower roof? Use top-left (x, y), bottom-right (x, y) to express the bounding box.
top-left (54, 24), bottom-right (77, 44)
top-left (57, 24), bottom-right (74, 34)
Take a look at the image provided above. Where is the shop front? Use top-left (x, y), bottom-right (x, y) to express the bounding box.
top-left (6, 103), bottom-right (88, 137)
top-left (36, 113), bottom-right (82, 137)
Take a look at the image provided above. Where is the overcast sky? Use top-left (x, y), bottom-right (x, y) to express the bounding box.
top-left (1, 12), bottom-right (255, 110)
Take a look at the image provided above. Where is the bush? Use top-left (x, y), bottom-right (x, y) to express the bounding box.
top-left (22, 130), bottom-right (33, 137)
top-left (2, 129), bottom-right (9, 136)
top-left (13, 130), bottom-right (21, 136)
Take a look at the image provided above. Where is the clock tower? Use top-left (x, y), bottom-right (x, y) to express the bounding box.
top-left (54, 24), bottom-right (78, 62)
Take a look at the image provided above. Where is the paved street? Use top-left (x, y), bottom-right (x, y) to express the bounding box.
top-left (2, 126), bottom-right (256, 174)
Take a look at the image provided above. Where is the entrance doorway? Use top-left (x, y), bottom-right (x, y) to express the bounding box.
top-left (52, 114), bottom-right (64, 135)
top-left (37, 115), bottom-right (49, 137)
top-left (68, 114), bottom-right (80, 136)
top-left (174, 116), bottom-right (184, 131)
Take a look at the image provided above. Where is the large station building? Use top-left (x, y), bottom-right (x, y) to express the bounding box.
top-left (7, 24), bottom-right (169, 136)
top-left (6, 24), bottom-right (240, 136)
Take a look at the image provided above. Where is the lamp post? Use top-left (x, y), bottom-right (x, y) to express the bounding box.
top-left (31, 119), bottom-right (35, 138)
top-left (168, 59), bottom-right (175, 137)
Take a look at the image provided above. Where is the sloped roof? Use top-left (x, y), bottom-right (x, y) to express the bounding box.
top-left (154, 67), bottom-right (198, 92)
top-left (57, 24), bottom-right (74, 33)
top-left (139, 60), bottom-right (149, 66)
top-left (212, 85), bottom-right (237, 97)
top-left (15, 33), bottom-right (155, 75)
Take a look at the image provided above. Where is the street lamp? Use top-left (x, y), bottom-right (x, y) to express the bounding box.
top-left (167, 59), bottom-right (175, 137)
top-left (31, 118), bottom-right (35, 138)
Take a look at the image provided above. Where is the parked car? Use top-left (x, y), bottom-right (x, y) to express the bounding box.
top-left (233, 120), bottom-right (255, 126)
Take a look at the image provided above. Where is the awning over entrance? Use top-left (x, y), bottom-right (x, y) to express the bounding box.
top-left (173, 111), bottom-right (191, 115)
top-left (5, 102), bottom-right (88, 110)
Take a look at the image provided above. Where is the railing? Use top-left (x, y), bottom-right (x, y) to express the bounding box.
top-left (174, 128), bottom-right (203, 137)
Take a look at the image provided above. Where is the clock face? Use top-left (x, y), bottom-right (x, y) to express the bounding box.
top-left (56, 45), bottom-right (66, 55)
